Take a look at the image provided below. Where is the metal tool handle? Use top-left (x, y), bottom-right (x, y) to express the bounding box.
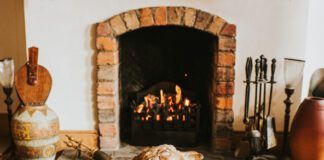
top-left (263, 58), bottom-right (268, 81)
top-left (270, 59), bottom-right (276, 82)
top-left (259, 55), bottom-right (265, 81)
top-left (262, 57), bottom-right (268, 119)
top-left (255, 59), bottom-right (260, 81)
top-left (253, 59), bottom-right (260, 127)
top-left (246, 57), bottom-right (253, 80)
top-left (244, 57), bottom-right (253, 124)
top-left (267, 59), bottom-right (276, 117)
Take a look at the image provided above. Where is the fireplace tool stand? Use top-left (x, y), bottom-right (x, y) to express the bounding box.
top-left (242, 55), bottom-right (277, 160)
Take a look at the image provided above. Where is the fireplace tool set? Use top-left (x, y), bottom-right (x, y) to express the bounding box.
top-left (243, 55), bottom-right (278, 159)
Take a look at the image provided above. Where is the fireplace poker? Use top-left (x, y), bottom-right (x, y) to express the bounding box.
top-left (257, 56), bottom-right (265, 130)
top-left (244, 57), bottom-right (253, 125)
top-left (253, 59), bottom-right (260, 129)
top-left (262, 58), bottom-right (278, 150)
top-left (262, 57), bottom-right (268, 120)
top-left (267, 59), bottom-right (276, 117)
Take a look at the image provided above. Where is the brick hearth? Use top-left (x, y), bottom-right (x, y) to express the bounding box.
top-left (95, 6), bottom-right (236, 152)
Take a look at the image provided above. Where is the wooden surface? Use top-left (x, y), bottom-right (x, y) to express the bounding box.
top-left (57, 130), bottom-right (98, 152)
top-left (15, 64), bottom-right (52, 105)
top-left (27, 47), bottom-right (39, 85)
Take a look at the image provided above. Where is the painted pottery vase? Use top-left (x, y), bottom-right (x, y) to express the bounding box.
top-left (11, 105), bottom-right (59, 160)
top-left (289, 97), bottom-right (324, 160)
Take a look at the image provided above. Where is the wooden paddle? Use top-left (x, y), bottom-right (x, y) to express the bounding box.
top-left (15, 47), bottom-right (52, 106)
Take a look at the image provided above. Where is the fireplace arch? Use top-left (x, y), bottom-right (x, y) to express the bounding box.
top-left (95, 6), bottom-right (236, 152)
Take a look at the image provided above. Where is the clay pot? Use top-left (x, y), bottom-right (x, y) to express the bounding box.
top-left (11, 105), bottom-right (59, 160)
top-left (290, 97), bottom-right (324, 160)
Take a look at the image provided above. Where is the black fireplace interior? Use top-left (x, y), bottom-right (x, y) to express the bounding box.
top-left (119, 26), bottom-right (217, 146)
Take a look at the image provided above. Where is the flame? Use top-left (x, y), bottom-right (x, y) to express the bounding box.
top-left (166, 116), bottom-right (173, 121)
top-left (156, 114), bottom-right (161, 121)
top-left (146, 115), bottom-right (152, 121)
top-left (160, 90), bottom-right (165, 104)
top-left (169, 106), bottom-right (174, 113)
top-left (168, 96), bottom-right (173, 106)
top-left (175, 85), bottom-right (181, 104)
top-left (184, 98), bottom-right (190, 106)
top-left (178, 104), bottom-right (182, 110)
top-left (136, 104), bottom-right (144, 113)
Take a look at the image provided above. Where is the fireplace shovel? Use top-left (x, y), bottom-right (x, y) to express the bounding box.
top-left (262, 59), bottom-right (277, 150)
top-left (235, 57), bottom-right (253, 158)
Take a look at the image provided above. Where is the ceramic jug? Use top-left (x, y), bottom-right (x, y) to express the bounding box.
top-left (290, 97), bottom-right (324, 160)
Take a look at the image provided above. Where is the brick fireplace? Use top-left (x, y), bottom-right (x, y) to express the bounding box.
top-left (95, 6), bottom-right (236, 152)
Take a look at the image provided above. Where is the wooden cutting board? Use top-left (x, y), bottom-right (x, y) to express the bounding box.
top-left (15, 47), bottom-right (52, 106)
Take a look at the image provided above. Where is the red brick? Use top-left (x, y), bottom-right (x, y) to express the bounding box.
top-left (109, 15), bottom-right (127, 35)
top-left (98, 65), bottom-right (118, 81)
top-left (184, 8), bottom-right (197, 27)
top-left (97, 81), bottom-right (115, 95)
top-left (213, 82), bottom-right (234, 95)
top-left (214, 96), bottom-right (233, 110)
top-left (207, 16), bottom-right (226, 35)
top-left (215, 52), bottom-right (235, 67)
top-left (219, 37), bottom-right (236, 51)
top-left (99, 123), bottom-right (117, 137)
top-left (123, 10), bottom-right (140, 30)
top-left (97, 95), bottom-right (116, 109)
top-left (220, 23), bottom-right (236, 37)
top-left (215, 67), bottom-right (235, 81)
top-left (97, 22), bottom-right (113, 36)
top-left (194, 11), bottom-right (212, 30)
top-left (97, 51), bottom-right (118, 65)
top-left (98, 109), bottom-right (115, 123)
top-left (100, 136), bottom-right (119, 150)
top-left (138, 8), bottom-right (154, 27)
top-left (168, 7), bottom-right (184, 25)
top-left (96, 37), bottom-right (118, 51)
top-left (154, 7), bottom-right (167, 25)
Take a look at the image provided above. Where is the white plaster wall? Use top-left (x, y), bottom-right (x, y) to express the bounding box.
top-left (24, 0), bottom-right (309, 131)
top-left (302, 0), bottom-right (324, 99)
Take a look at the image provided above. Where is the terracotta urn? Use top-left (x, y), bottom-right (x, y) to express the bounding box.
top-left (289, 97), bottom-right (324, 160)
top-left (11, 105), bottom-right (59, 160)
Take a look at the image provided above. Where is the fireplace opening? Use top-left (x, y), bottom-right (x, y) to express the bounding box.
top-left (119, 26), bottom-right (217, 146)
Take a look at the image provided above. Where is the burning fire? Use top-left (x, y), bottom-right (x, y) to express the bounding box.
top-left (134, 85), bottom-right (195, 123)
